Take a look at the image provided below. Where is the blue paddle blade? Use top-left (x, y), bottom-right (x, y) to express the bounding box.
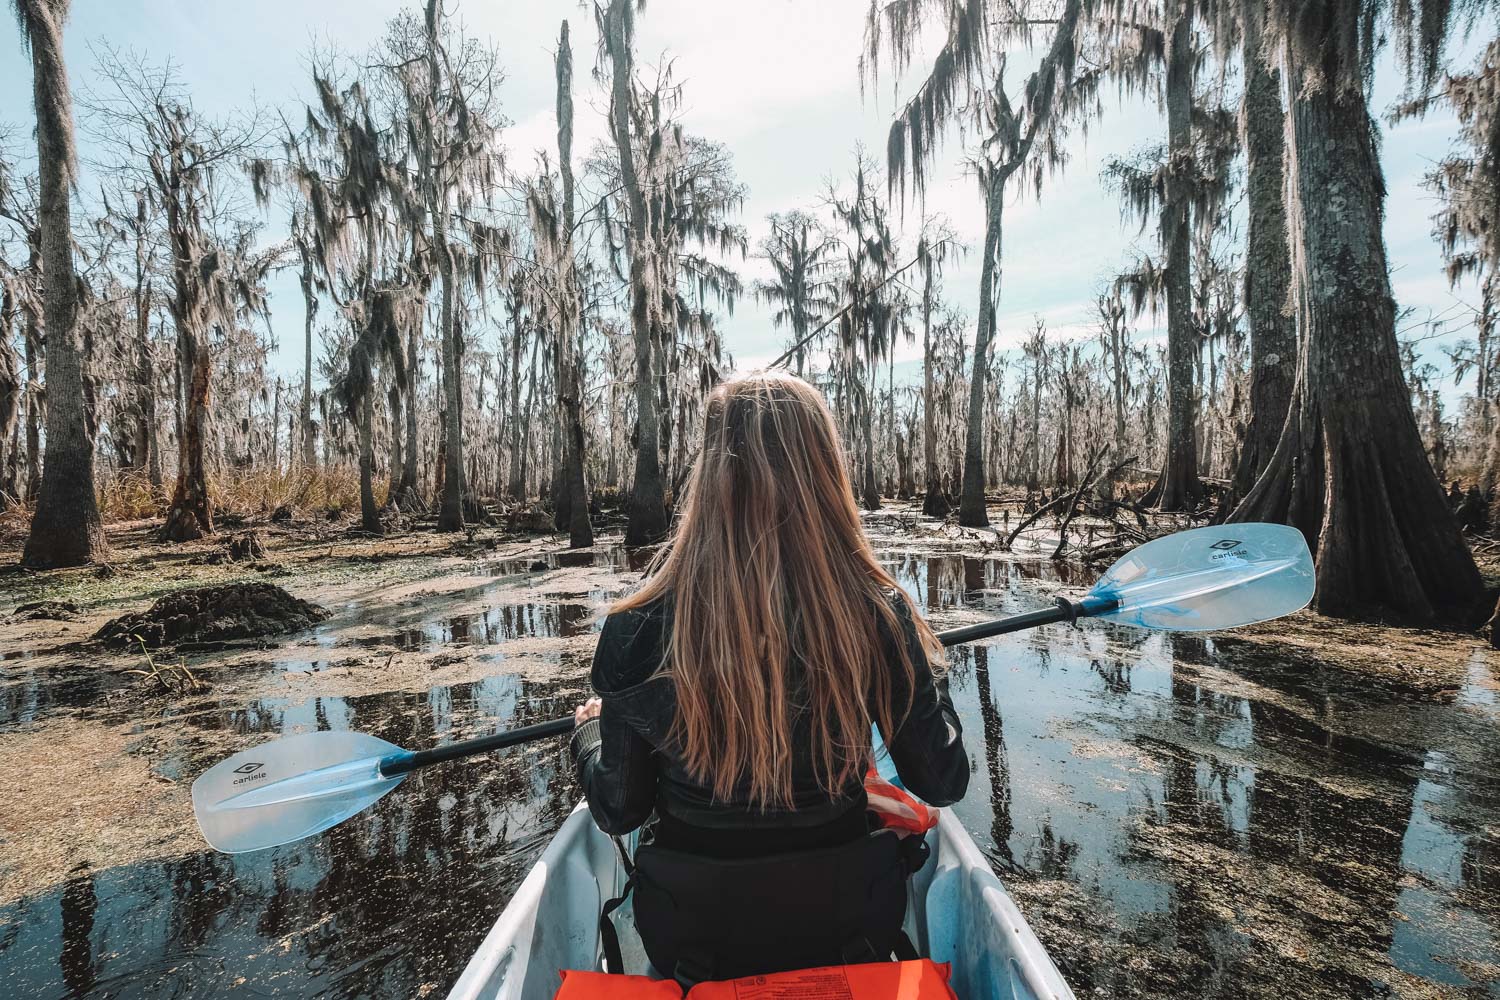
top-left (192, 731), bottom-right (409, 853)
top-left (1084, 522), bottom-right (1314, 631)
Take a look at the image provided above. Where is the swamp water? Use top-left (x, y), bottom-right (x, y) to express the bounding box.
top-left (1, 541), bottom-right (1496, 998)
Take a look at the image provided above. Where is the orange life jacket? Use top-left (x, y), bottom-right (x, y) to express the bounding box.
top-left (555, 960), bottom-right (957, 999)
top-left (863, 768), bottom-right (938, 838)
top-left (555, 969), bottom-right (683, 999)
top-left (688, 960), bottom-right (956, 999)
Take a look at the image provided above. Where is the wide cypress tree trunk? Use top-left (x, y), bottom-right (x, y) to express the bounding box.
top-left (605, 0), bottom-right (668, 546)
top-left (958, 174), bottom-right (1004, 527)
top-left (1229, 49), bottom-right (1483, 622)
top-left (1227, 4), bottom-right (1294, 508)
top-left (1149, 2), bottom-right (1203, 512)
top-left (21, 0), bottom-right (108, 568)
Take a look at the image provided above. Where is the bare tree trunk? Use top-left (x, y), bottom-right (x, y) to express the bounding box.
top-left (162, 335), bottom-right (213, 541)
top-left (520, 330), bottom-right (541, 499)
top-left (1106, 296), bottom-right (1127, 502)
top-left (299, 249), bottom-right (317, 469)
top-left (507, 304), bottom-right (525, 500)
top-left (556, 20), bottom-right (596, 556)
top-left (1028, 380), bottom-right (1041, 491)
top-left (658, 329), bottom-right (675, 496)
top-left (1479, 283), bottom-right (1500, 504)
top-left (398, 312), bottom-right (421, 506)
top-left (959, 174), bottom-right (1004, 527)
top-left (1003, 408), bottom-right (1018, 486)
top-left (23, 288), bottom-right (41, 503)
top-left (21, 0), bottom-right (109, 567)
top-left (425, 0), bottom-right (464, 532)
top-left (921, 264), bottom-right (949, 517)
top-left (271, 377), bottom-right (281, 471)
top-left (1227, 4), bottom-right (1294, 509)
top-left (0, 287), bottom-right (18, 501)
top-left (357, 388), bottom-right (381, 533)
top-left (604, 0), bottom-right (668, 546)
top-left (861, 367), bottom-right (881, 510)
top-left (1229, 44), bottom-right (1483, 622)
top-left (385, 383), bottom-right (402, 504)
top-left (1148, 1), bottom-right (1203, 512)
top-left (132, 194), bottom-right (162, 488)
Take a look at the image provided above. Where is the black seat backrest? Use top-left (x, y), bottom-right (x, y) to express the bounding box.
top-left (630, 830), bottom-right (910, 986)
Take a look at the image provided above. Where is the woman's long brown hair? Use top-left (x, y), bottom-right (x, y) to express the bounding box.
top-left (613, 370), bottom-right (943, 809)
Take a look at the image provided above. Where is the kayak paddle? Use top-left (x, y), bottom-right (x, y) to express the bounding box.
top-left (192, 522), bottom-right (1312, 853)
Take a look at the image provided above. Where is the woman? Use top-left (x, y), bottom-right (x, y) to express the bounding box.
top-left (570, 370), bottom-right (968, 981)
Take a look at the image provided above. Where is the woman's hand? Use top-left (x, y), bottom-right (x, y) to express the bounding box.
top-left (574, 697), bottom-right (602, 727)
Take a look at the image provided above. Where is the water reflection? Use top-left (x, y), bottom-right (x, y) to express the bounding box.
top-left (880, 548), bottom-right (1499, 996)
top-left (1, 668), bottom-right (117, 731)
top-left (478, 542), bottom-right (654, 577)
top-left (0, 673), bottom-right (576, 999)
top-left (340, 601), bottom-right (597, 653)
top-left (2, 544), bottom-right (1496, 999)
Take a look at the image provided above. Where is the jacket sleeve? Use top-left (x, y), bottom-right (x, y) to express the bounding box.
top-left (876, 598), bottom-right (970, 807)
top-left (569, 611), bottom-right (660, 836)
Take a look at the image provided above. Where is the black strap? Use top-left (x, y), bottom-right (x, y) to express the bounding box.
top-left (672, 955), bottom-right (716, 990)
top-left (612, 835), bottom-right (636, 878)
top-left (598, 874), bottom-right (635, 975)
top-left (892, 930), bottom-right (920, 962)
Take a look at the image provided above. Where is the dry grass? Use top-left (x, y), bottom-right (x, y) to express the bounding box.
top-left (0, 466), bottom-right (379, 533)
top-left (209, 465), bottom-right (377, 521)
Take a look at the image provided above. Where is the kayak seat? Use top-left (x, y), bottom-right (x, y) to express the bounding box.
top-left (612, 828), bottom-right (924, 988)
top-left (555, 959), bottom-right (958, 999)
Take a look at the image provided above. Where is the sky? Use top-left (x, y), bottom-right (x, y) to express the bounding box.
top-left (0, 0), bottom-right (1488, 405)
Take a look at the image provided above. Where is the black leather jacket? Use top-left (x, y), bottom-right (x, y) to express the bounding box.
top-left (569, 594), bottom-right (969, 836)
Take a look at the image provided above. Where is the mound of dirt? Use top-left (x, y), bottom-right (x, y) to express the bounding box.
top-left (12, 600), bottom-right (80, 622)
top-left (93, 582), bottom-right (330, 649)
top-left (506, 505), bottom-right (556, 533)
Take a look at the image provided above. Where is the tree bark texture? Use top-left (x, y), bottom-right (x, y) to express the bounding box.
top-left (1227, 4), bottom-right (1295, 508)
top-left (1150, 1), bottom-right (1203, 512)
top-left (605, 0), bottom-right (668, 546)
top-left (21, 0), bottom-right (109, 567)
top-left (959, 174), bottom-right (1004, 527)
top-left (921, 263), bottom-right (950, 517)
top-left (427, 0), bottom-right (465, 532)
top-left (1229, 46), bottom-right (1484, 622)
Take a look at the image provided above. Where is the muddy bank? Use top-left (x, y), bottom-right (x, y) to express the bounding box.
top-left (0, 509), bottom-right (1496, 999)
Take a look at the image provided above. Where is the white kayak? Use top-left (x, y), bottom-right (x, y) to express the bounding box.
top-left (447, 801), bottom-right (1076, 1000)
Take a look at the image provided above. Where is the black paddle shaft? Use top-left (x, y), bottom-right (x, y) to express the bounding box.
top-left (934, 596), bottom-right (1097, 647)
top-left (379, 716), bottom-right (575, 777)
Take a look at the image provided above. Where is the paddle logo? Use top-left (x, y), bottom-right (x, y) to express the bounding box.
top-left (1209, 538), bottom-right (1247, 560)
top-left (232, 762), bottom-right (268, 785)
